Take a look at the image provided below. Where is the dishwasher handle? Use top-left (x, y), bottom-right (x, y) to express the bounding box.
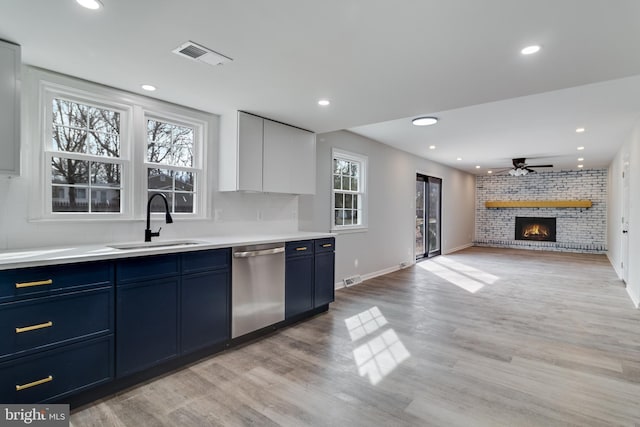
top-left (233, 247), bottom-right (285, 258)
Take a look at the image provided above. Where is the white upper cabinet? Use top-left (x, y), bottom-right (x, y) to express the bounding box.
top-left (263, 119), bottom-right (315, 194)
top-left (0, 40), bottom-right (20, 175)
top-left (219, 111), bottom-right (316, 194)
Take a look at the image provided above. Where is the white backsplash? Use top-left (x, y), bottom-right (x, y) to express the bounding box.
top-left (0, 174), bottom-right (299, 250)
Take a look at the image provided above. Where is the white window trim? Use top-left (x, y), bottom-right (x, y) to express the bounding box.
top-left (331, 148), bottom-right (368, 232)
top-left (141, 110), bottom-right (207, 219)
top-left (40, 81), bottom-right (134, 220)
top-left (27, 69), bottom-right (211, 222)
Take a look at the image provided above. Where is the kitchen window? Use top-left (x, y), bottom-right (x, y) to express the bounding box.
top-left (36, 73), bottom-right (209, 221)
top-left (332, 148), bottom-right (367, 231)
top-left (45, 95), bottom-right (129, 216)
top-left (145, 116), bottom-right (202, 214)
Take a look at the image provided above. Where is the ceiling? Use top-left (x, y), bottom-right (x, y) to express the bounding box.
top-left (1, 0), bottom-right (640, 174)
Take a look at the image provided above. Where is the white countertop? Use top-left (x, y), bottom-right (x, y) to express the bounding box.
top-left (0, 231), bottom-right (334, 270)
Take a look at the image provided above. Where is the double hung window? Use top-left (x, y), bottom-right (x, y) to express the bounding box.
top-left (38, 75), bottom-right (208, 220)
top-left (145, 118), bottom-right (200, 214)
top-left (332, 149), bottom-right (367, 231)
top-left (47, 96), bottom-right (127, 215)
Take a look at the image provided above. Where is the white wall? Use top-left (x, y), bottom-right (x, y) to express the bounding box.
top-left (299, 130), bottom-right (475, 285)
top-left (608, 120), bottom-right (640, 307)
top-left (0, 67), bottom-right (298, 251)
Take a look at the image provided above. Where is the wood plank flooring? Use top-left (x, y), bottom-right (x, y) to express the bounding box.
top-left (70, 247), bottom-right (640, 426)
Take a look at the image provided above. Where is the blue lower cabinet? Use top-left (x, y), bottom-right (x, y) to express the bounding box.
top-left (0, 287), bottom-right (113, 361)
top-left (285, 242), bottom-right (314, 319)
top-left (314, 250), bottom-right (335, 307)
top-left (116, 277), bottom-right (179, 377)
top-left (0, 335), bottom-right (113, 404)
top-left (181, 270), bottom-right (229, 353)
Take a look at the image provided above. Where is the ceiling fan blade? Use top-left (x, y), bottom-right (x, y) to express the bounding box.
top-left (527, 164), bottom-right (553, 168)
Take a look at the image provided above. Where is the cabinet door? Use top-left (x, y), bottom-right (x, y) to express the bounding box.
top-left (181, 270), bottom-right (229, 354)
top-left (285, 255), bottom-right (314, 318)
top-left (237, 112), bottom-right (263, 191)
top-left (116, 277), bottom-right (179, 377)
top-left (263, 120), bottom-right (316, 194)
top-left (314, 251), bottom-right (335, 307)
top-left (0, 40), bottom-right (20, 175)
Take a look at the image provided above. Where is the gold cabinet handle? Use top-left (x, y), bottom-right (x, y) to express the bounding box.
top-left (16, 321), bottom-right (53, 334)
top-left (16, 375), bottom-right (53, 391)
top-left (295, 247), bottom-right (308, 251)
top-left (322, 244), bottom-right (332, 248)
top-left (15, 279), bottom-right (53, 289)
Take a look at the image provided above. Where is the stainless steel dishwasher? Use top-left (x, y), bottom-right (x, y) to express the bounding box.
top-left (231, 243), bottom-right (285, 338)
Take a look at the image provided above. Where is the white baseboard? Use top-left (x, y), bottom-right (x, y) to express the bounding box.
top-left (335, 263), bottom-right (407, 290)
top-left (443, 242), bottom-right (473, 254)
top-left (606, 253), bottom-right (623, 280)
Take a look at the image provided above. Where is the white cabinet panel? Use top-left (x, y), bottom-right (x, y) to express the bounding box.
top-left (219, 111), bottom-right (315, 194)
top-left (237, 112), bottom-right (263, 192)
top-left (0, 40), bottom-right (20, 175)
top-left (263, 120), bottom-right (315, 194)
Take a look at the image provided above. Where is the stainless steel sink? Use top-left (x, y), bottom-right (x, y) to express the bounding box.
top-left (108, 240), bottom-right (204, 250)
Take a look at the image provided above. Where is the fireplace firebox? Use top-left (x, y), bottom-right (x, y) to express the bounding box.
top-left (515, 217), bottom-right (556, 242)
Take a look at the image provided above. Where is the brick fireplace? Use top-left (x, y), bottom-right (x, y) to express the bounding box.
top-left (474, 169), bottom-right (607, 253)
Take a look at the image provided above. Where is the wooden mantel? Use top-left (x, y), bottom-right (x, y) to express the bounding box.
top-left (485, 200), bottom-right (592, 208)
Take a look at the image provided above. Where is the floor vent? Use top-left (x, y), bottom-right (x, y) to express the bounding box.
top-left (343, 275), bottom-right (362, 287)
top-left (172, 41), bottom-right (233, 66)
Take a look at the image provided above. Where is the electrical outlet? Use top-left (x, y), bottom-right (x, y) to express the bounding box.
top-left (214, 209), bottom-right (222, 221)
top-left (257, 210), bottom-right (263, 221)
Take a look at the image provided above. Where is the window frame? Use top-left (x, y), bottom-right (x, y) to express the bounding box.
top-left (331, 148), bottom-right (368, 232)
top-left (33, 73), bottom-right (210, 222)
top-left (141, 111), bottom-right (207, 218)
top-left (41, 84), bottom-right (133, 220)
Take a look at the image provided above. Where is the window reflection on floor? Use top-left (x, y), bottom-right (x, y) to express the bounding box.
top-left (417, 256), bottom-right (500, 293)
top-left (345, 307), bottom-right (411, 385)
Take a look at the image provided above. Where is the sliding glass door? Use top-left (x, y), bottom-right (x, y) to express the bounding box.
top-left (416, 174), bottom-right (442, 259)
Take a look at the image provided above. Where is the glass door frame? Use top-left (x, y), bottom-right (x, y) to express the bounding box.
top-left (416, 174), bottom-right (442, 260)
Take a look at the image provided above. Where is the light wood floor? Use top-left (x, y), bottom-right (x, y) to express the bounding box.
top-left (71, 247), bottom-right (640, 427)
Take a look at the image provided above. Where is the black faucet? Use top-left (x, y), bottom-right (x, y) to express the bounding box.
top-left (145, 193), bottom-right (173, 242)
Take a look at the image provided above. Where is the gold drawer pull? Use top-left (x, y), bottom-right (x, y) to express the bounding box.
top-left (322, 244), bottom-right (332, 248)
top-left (16, 321), bottom-right (53, 334)
top-left (16, 375), bottom-right (53, 391)
top-left (295, 247), bottom-right (308, 251)
top-left (15, 279), bottom-right (53, 289)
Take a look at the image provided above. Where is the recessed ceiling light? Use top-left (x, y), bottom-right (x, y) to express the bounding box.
top-left (578, 157), bottom-right (584, 161)
top-left (578, 164), bottom-right (584, 168)
top-left (487, 170), bottom-right (493, 174)
top-left (576, 127), bottom-right (585, 133)
top-left (76, 0), bottom-right (103, 10)
top-left (429, 145), bottom-right (436, 150)
top-left (475, 165), bottom-right (481, 169)
top-left (521, 45), bottom-right (541, 55)
top-left (577, 146), bottom-right (585, 150)
top-left (318, 99), bottom-right (330, 106)
top-left (141, 84), bottom-right (156, 91)
top-left (412, 117), bottom-right (438, 126)
top-left (456, 157), bottom-right (462, 161)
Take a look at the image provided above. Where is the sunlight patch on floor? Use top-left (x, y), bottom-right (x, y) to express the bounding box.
top-left (418, 259), bottom-right (485, 293)
top-left (345, 307), bottom-right (410, 385)
top-left (432, 256), bottom-right (500, 284)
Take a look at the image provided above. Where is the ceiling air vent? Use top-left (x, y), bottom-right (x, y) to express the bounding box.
top-left (172, 41), bottom-right (233, 66)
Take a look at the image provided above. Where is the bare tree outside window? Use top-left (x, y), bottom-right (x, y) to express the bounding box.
top-left (146, 119), bottom-right (196, 213)
top-left (50, 98), bottom-right (122, 213)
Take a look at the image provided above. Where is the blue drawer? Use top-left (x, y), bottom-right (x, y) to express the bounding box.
top-left (116, 254), bottom-right (180, 284)
top-left (0, 335), bottom-right (113, 404)
top-left (285, 240), bottom-right (314, 258)
top-left (0, 287), bottom-right (113, 361)
top-left (0, 261), bottom-right (112, 303)
top-left (182, 248), bottom-right (230, 274)
top-left (315, 238), bottom-right (335, 253)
